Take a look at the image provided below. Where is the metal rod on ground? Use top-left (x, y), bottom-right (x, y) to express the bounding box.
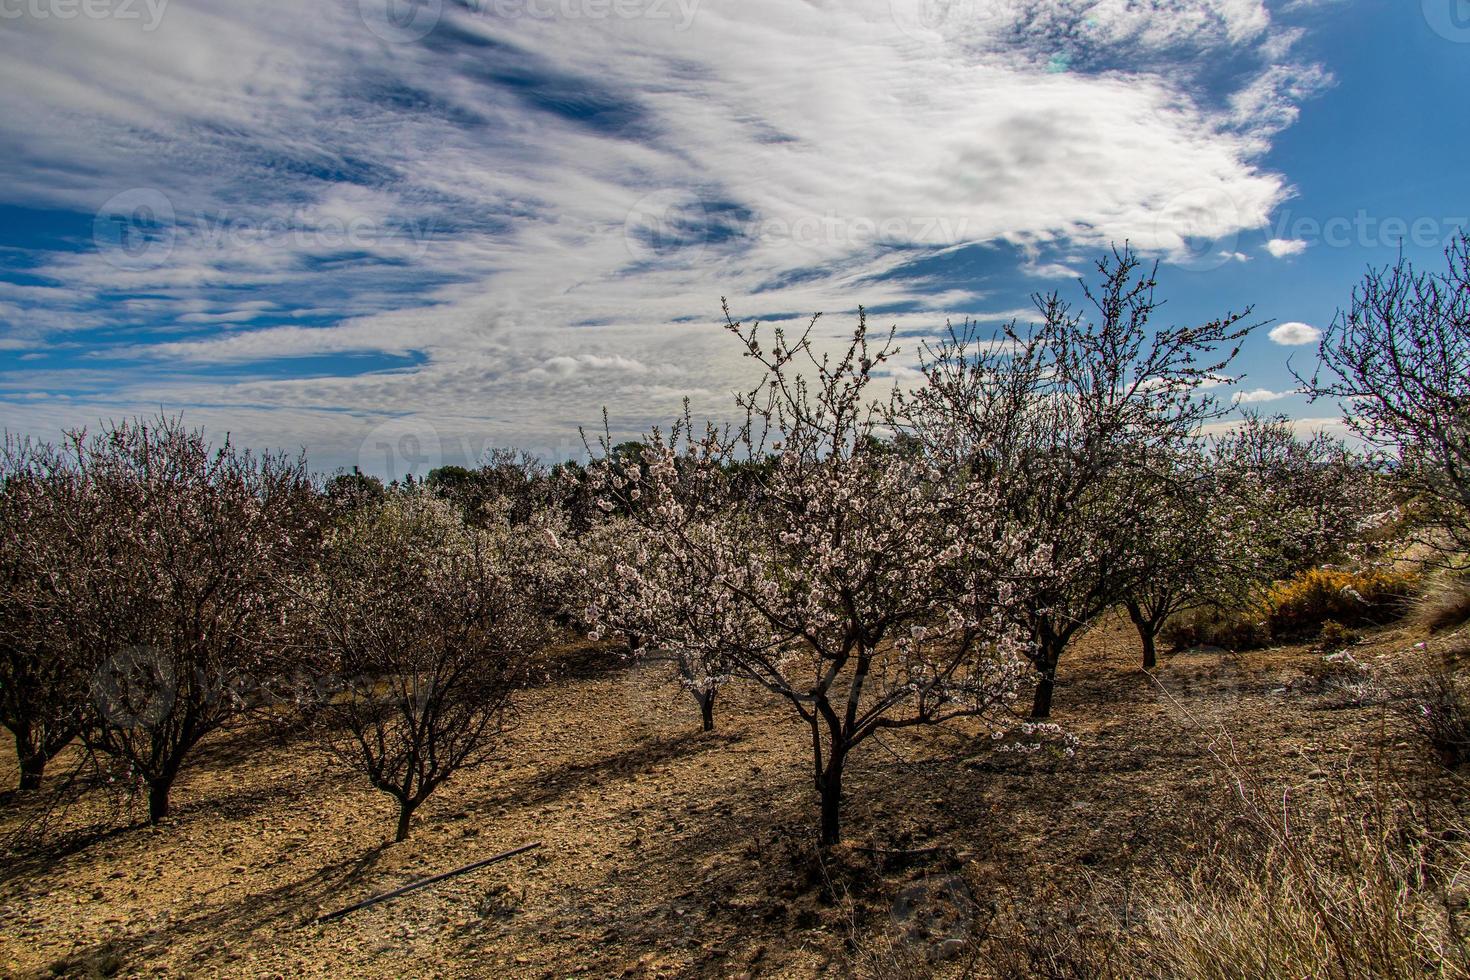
top-left (316, 841), bottom-right (543, 924)
top-left (852, 844), bottom-right (951, 858)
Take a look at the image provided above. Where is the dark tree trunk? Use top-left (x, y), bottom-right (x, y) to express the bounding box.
top-left (17, 728), bottom-right (78, 791)
top-left (1125, 600), bottom-right (1159, 670)
top-left (1028, 617), bottom-right (1070, 719)
top-left (18, 750), bottom-right (45, 792)
top-left (148, 777), bottom-right (173, 824)
top-left (13, 727), bottom-right (42, 791)
top-left (817, 750), bottom-right (845, 847)
top-left (698, 690), bottom-right (716, 732)
top-left (1030, 629), bottom-right (1062, 719)
top-left (395, 800), bottom-right (417, 842)
top-left (1031, 664), bottom-right (1057, 719)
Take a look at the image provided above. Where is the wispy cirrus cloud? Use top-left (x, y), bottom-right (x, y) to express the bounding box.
top-left (0, 0), bottom-right (1327, 472)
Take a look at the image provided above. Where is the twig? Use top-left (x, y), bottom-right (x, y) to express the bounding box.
top-left (316, 842), bottom-right (542, 923)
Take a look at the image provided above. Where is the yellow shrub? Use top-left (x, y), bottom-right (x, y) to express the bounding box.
top-left (1266, 566), bottom-right (1419, 638)
top-left (1163, 566), bottom-right (1419, 651)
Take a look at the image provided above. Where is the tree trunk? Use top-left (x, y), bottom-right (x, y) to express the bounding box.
top-left (698, 690), bottom-right (716, 732)
top-left (1030, 633), bottom-right (1062, 719)
top-left (1125, 601), bottom-right (1158, 670)
top-left (395, 800), bottom-right (417, 842)
top-left (12, 727), bottom-right (42, 791)
top-left (18, 750), bottom-right (45, 792)
top-left (147, 777), bottom-right (173, 824)
top-left (1030, 622), bottom-right (1067, 719)
top-left (1031, 664), bottom-right (1056, 719)
top-left (16, 728), bottom-right (78, 791)
top-left (817, 752), bottom-right (845, 847)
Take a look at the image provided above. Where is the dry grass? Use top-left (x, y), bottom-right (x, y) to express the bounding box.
top-left (1400, 667), bottom-right (1470, 769)
top-left (1418, 573), bottom-right (1470, 636)
top-left (842, 710), bottom-right (1470, 980)
top-left (1124, 787), bottom-right (1470, 979)
top-left (1096, 668), bottom-right (1470, 980)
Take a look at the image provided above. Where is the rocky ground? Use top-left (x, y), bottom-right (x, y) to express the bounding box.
top-left (0, 617), bottom-right (1453, 978)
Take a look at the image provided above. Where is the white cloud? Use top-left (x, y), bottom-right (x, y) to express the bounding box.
top-left (1269, 321), bottom-right (1323, 345)
top-left (1231, 387), bottom-right (1297, 404)
top-left (1024, 262), bottom-right (1085, 280)
top-left (0, 0), bottom-right (1329, 471)
top-left (1203, 414), bottom-right (1361, 446)
top-left (1265, 237), bottom-right (1309, 257)
top-left (1226, 61), bottom-right (1332, 138)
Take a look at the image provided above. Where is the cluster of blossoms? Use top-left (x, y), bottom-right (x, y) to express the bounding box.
top-left (991, 720), bottom-right (1078, 758)
top-left (574, 511), bottom-right (750, 730)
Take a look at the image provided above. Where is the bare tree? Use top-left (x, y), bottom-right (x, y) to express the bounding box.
top-left (299, 493), bottom-right (546, 842)
top-left (901, 247), bottom-right (1254, 716)
top-left (55, 417), bottom-right (320, 823)
top-left (589, 304), bottom-right (1060, 847)
top-left (1296, 236), bottom-right (1469, 552)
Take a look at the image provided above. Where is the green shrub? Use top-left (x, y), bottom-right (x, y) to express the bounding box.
top-left (1161, 607), bottom-right (1271, 652)
top-left (1316, 619), bottom-right (1362, 651)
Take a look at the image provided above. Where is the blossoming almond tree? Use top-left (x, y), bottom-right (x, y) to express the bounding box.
top-left (900, 248), bottom-right (1255, 716)
top-left (1212, 412), bottom-right (1395, 578)
top-left (1296, 234), bottom-right (1470, 554)
top-left (0, 436), bottom-right (90, 791)
top-left (1119, 453), bottom-right (1264, 669)
top-left (50, 417), bottom-right (321, 823)
top-left (576, 517), bottom-right (738, 732)
top-left (588, 304), bottom-right (1057, 847)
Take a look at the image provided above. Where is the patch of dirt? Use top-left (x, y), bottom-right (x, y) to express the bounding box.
top-left (0, 620), bottom-right (1455, 978)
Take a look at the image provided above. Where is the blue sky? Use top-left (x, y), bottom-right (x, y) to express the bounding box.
top-left (1, 0), bottom-right (1466, 477)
